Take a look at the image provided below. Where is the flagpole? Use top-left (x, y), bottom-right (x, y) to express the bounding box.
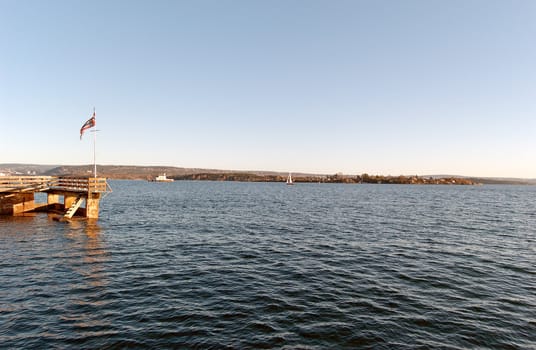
top-left (93, 126), bottom-right (97, 177)
top-left (93, 107), bottom-right (97, 178)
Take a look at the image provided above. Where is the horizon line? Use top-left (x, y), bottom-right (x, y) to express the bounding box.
top-left (1, 163), bottom-right (535, 180)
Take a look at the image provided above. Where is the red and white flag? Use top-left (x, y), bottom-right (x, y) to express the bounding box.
top-left (80, 111), bottom-right (96, 139)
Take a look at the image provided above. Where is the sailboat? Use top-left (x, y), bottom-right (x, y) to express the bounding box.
top-left (286, 172), bottom-right (294, 185)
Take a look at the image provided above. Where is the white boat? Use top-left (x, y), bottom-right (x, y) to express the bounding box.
top-left (286, 173), bottom-right (294, 185)
top-left (151, 173), bottom-right (174, 182)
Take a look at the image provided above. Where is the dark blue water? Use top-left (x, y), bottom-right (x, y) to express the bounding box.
top-left (1, 181), bottom-right (535, 349)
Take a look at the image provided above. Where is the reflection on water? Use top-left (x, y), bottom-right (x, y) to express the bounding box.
top-left (62, 220), bottom-right (112, 337)
top-left (64, 219), bottom-right (107, 286)
top-left (62, 221), bottom-right (111, 336)
top-left (0, 215), bottom-right (115, 347)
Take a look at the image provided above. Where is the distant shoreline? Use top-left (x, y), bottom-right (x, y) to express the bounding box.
top-left (171, 173), bottom-right (477, 185)
top-left (2, 164), bottom-right (535, 185)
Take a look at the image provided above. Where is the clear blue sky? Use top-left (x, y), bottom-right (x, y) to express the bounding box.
top-left (1, 0), bottom-right (535, 177)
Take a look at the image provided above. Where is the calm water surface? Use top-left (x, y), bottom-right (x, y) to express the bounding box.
top-left (1, 181), bottom-right (535, 349)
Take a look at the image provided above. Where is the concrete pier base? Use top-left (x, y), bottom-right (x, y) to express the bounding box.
top-left (86, 193), bottom-right (101, 219)
top-left (47, 193), bottom-right (61, 205)
top-left (0, 193), bottom-right (35, 215)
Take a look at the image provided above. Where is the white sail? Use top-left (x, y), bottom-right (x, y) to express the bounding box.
top-left (286, 173), bottom-right (293, 185)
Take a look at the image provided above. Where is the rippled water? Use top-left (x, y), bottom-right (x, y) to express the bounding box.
top-left (1, 181), bottom-right (535, 349)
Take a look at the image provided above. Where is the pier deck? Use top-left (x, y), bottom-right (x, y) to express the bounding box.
top-left (0, 176), bottom-right (111, 219)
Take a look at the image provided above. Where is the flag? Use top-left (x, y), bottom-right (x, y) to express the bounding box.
top-left (80, 111), bottom-right (96, 140)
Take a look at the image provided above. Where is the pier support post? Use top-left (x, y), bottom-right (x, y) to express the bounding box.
top-left (12, 193), bottom-right (35, 215)
top-left (47, 193), bottom-right (61, 205)
top-left (45, 193), bottom-right (62, 212)
top-left (64, 194), bottom-right (77, 210)
top-left (86, 193), bottom-right (101, 219)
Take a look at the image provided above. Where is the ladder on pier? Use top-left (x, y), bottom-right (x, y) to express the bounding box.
top-left (64, 195), bottom-right (84, 219)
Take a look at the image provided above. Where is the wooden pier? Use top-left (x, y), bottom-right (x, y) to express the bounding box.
top-left (0, 176), bottom-right (111, 219)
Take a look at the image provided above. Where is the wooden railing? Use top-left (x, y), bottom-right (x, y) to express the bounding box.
top-left (0, 176), bottom-right (110, 193)
top-left (53, 177), bottom-right (91, 192)
top-left (0, 176), bottom-right (55, 192)
top-left (88, 178), bottom-right (108, 193)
